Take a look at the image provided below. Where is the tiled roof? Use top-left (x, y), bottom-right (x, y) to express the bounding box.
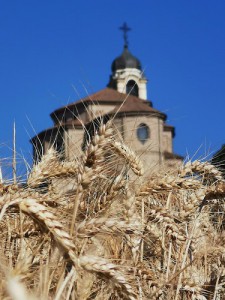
top-left (109, 97), bottom-right (165, 118)
top-left (31, 120), bottom-right (83, 141)
top-left (74, 88), bottom-right (149, 104)
top-left (164, 124), bottom-right (175, 137)
top-left (51, 88), bottom-right (153, 116)
top-left (164, 124), bottom-right (174, 130)
top-left (40, 87), bottom-right (169, 141)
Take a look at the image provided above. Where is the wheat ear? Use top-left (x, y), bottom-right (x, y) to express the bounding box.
top-left (78, 255), bottom-right (137, 300)
top-left (146, 207), bottom-right (186, 243)
top-left (84, 121), bottom-right (114, 167)
top-left (138, 174), bottom-right (201, 196)
top-left (27, 148), bottom-right (59, 187)
top-left (18, 198), bottom-right (136, 298)
top-left (124, 190), bottom-right (142, 263)
top-left (110, 141), bottom-right (143, 176)
top-left (70, 121), bottom-right (114, 234)
top-left (180, 160), bottom-right (224, 182)
top-left (77, 217), bottom-right (142, 237)
top-left (18, 199), bottom-right (76, 252)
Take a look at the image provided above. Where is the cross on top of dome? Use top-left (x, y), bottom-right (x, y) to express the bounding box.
top-left (119, 22), bottom-right (131, 48)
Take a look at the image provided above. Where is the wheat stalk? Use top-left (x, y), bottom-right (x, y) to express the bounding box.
top-left (1, 120), bottom-right (225, 299)
top-left (110, 141), bottom-right (143, 176)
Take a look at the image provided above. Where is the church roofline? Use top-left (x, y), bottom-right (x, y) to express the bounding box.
top-left (107, 110), bottom-right (166, 120)
top-left (30, 126), bottom-right (64, 143)
top-left (31, 121), bottom-right (83, 143)
top-left (108, 104), bottom-right (166, 120)
top-left (50, 88), bottom-right (154, 122)
top-left (164, 124), bottom-right (175, 138)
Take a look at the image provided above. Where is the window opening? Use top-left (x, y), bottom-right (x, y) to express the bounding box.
top-left (137, 123), bottom-right (149, 144)
top-left (126, 80), bottom-right (139, 97)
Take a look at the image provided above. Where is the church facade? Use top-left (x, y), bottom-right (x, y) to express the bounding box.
top-left (32, 30), bottom-right (182, 171)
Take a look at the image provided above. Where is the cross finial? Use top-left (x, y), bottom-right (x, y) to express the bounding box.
top-left (119, 22), bottom-right (131, 48)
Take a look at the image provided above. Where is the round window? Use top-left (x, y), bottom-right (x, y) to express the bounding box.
top-left (137, 123), bottom-right (149, 144)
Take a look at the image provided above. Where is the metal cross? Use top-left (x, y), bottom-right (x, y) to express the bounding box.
top-left (119, 22), bottom-right (131, 47)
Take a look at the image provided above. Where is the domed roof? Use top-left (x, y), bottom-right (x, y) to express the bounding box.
top-left (111, 46), bottom-right (142, 72)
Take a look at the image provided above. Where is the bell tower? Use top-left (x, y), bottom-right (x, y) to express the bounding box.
top-left (107, 22), bottom-right (148, 100)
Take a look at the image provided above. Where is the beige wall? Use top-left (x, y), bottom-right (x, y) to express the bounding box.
top-left (66, 128), bottom-right (84, 159)
top-left (140, 151), bottom-right (163, 172)
top-left (111, 115), bottom-right (168, 171)
top-left (163, 131), bottom-right (173, 153)
top-left (87, 104), bottom-right (116, 120)
top-left (63, 113), bottom-right (175, 172)
top-left (112, 118), bottom-right (124, 140)
top-left (120, 115), bottom-right (164, 152)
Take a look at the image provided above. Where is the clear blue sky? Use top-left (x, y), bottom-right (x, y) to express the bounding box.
top-left (1, 1), bottom-right (225, 177)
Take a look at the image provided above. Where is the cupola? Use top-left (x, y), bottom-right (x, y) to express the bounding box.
top-left (111, 45), bottom-right (142, 72)
top-left (107, 22), bottom-right (148, 100)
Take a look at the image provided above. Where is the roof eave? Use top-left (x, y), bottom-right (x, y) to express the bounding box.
top-left (30, 123), bottom-right (83, 143)
top-left (108, 110), bottom-right (167, 120)
top-left (164, 125), bottom-right (175, 138)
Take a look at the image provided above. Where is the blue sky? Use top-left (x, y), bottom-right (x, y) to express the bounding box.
top-left (1, 1), bottom-right (225, 177)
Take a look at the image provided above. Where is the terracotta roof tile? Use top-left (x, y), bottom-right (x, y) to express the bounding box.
top-left (51, 88), bottom-right (153, 116)
top-left (109, 98), bottom-right (165, 117)
top-left (50, 87), bottom-right (168, 124)
top-left (74, 87), bottom-right (150, 104)
top-left (164, 124), bottom-right (174, 130)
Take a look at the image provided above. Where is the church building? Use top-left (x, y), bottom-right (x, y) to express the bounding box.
top-left (32, 23), bottom-right (182, 171)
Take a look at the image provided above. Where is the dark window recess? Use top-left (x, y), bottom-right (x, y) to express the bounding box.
top-left (54, 137), bottom-right (65, 159)
top-left (137, 123), bottom-right (150, 144)
top-left (126, 80), bottom-right (139, 97)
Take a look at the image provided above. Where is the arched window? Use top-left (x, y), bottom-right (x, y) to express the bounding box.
top-left (126, 80), bottom-right (139, 97)
top-left (137, 123), bottom-right (150, 144)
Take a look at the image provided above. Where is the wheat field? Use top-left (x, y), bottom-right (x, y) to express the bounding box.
top-left (0, 120), bottom-right (225, 299)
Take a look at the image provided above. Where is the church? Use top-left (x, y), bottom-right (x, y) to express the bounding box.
top-left (32, 23), bottom-right (182, 171)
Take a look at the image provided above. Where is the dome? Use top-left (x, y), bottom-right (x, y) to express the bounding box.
top-left (111, 46), bottom-right (142, 72)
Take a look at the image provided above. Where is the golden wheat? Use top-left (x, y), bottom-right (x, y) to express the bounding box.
top-left (1, 121), bottom-right (225, 299)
